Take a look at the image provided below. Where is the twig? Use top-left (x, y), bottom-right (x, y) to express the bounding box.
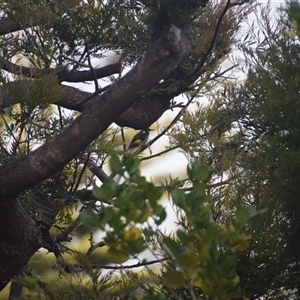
top-left (207, 64), bottom-right (238, 82)
top-left (182, 171), bottom-right (242, 191)
top-left (86, 43), bottom-right (99, 91)
top-left (71, 153), bottom-right (90, 194)
top-left (82, 154), bottom-right (109, 183)
top-left (141, 145), bottom-right (180, 161)
top-left (54, 217), bottom-right (81, 243)
top-left (185, 0), bottom-right (232, 82)
top-left (73, 258), bottom-right (167, 271)
top-left (145, 95), bottom-right (196, 150)
top-left (86, 241), bottom-right (106, 258)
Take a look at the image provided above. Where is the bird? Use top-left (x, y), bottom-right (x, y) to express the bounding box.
top-left (128, 128), bottom-right (150, 150)
top-left (113, 128), bottom-right (151, 184)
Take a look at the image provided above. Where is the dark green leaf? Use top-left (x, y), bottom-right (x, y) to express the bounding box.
top-left (124, 155), bottom-right (140, 174)
top-left (172, 188), bottom-right (187, 209)
top-left (79, 207), bottom-right (99, 228)
top-left (92, 178), bottom-right (117, 202)
top-left (145, 183), bottom-right (164, 202)
top-left (109, 154), bottom-right (123, 174)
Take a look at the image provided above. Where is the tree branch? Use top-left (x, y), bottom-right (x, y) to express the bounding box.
top-left (0, 201), bottom-right (42, 290)
top-left (82, 155), bottom-right (109, 183)
top-left (68, 258), bottom-right (167, 272)
top-left (97, 258), bottom-right (167, 270)
top-left (0, 17), bottom-right (22, 35)
top-left (0, 24), bottom-right (190, 200)
top-left (185, 0), bottom-right (232, 83)
top-left (0, 59), bottom-right (121, 83)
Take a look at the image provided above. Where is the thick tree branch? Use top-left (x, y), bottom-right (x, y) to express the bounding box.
top-left (60, 62), bottom-right (121, 83)
top-left (8, 266), bottom-right (29, 300)
top-left (0, 24), bottom-right (189, 200)
top-left (0, 17), bottom-right (22, 35)
top-left (0, 201), bottom-right (42, 290)
top-left (0, 59), bottom-right (121, 83)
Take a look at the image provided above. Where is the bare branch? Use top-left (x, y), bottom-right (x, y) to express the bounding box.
top-left (68, 258), bottom-right (167, 272)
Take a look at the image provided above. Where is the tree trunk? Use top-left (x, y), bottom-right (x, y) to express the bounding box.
top-left (0, 200), bottom-right (42, 291)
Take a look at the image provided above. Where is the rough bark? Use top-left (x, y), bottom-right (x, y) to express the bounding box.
top-left (0, 201), bottom-right (42, 291)
top-left (55, 86), bottom-right (176, 129)
top-left (0, 81), bottom-right (173, 130)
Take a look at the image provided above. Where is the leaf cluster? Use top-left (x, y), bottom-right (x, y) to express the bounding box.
top-left (78, 158), bottom-right (259, 299)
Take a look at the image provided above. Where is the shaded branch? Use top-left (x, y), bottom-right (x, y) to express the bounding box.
top-left (8, 266), bottom-right (29, 300)
top-left (0, 201), bottom-right (42, 291)
top-left (0, 17), bottom-right (22, 36)
top-left (0, 59), bottom-right (121, 83)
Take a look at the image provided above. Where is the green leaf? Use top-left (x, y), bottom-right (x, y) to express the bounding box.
top-left (79, 207), bottom-right (99, 227)
top-left (153, 205), bottom-right (167, 225)
top-left (20, 275), bottom-right (38, 290)
top-left (145, 183), bottom-right (164, 202)
top-left (190, 161), bottom-right (212, 182)
top-left (164, 271), bottom-right (185, 288)
top-left (176, 229), bottom-right (189, 245)
top-left (131, 173), bottom-right (147, 185)
top-left (124, 155), bottom-right (140, 174)
top-left (98, 206), bottom-right (118, 228)
top-left (234, 204), bottom-right (263, 226)
top-left (92, 185), bottom-right (107, 202)
top-left (109, 154), bottom-right (123, 174)
top-left (172, 188), bottom-right (187, 209)
top-left (126, 237), bottom-right (146, 253)
top-left (92, 178), bottom-right (117, 202)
